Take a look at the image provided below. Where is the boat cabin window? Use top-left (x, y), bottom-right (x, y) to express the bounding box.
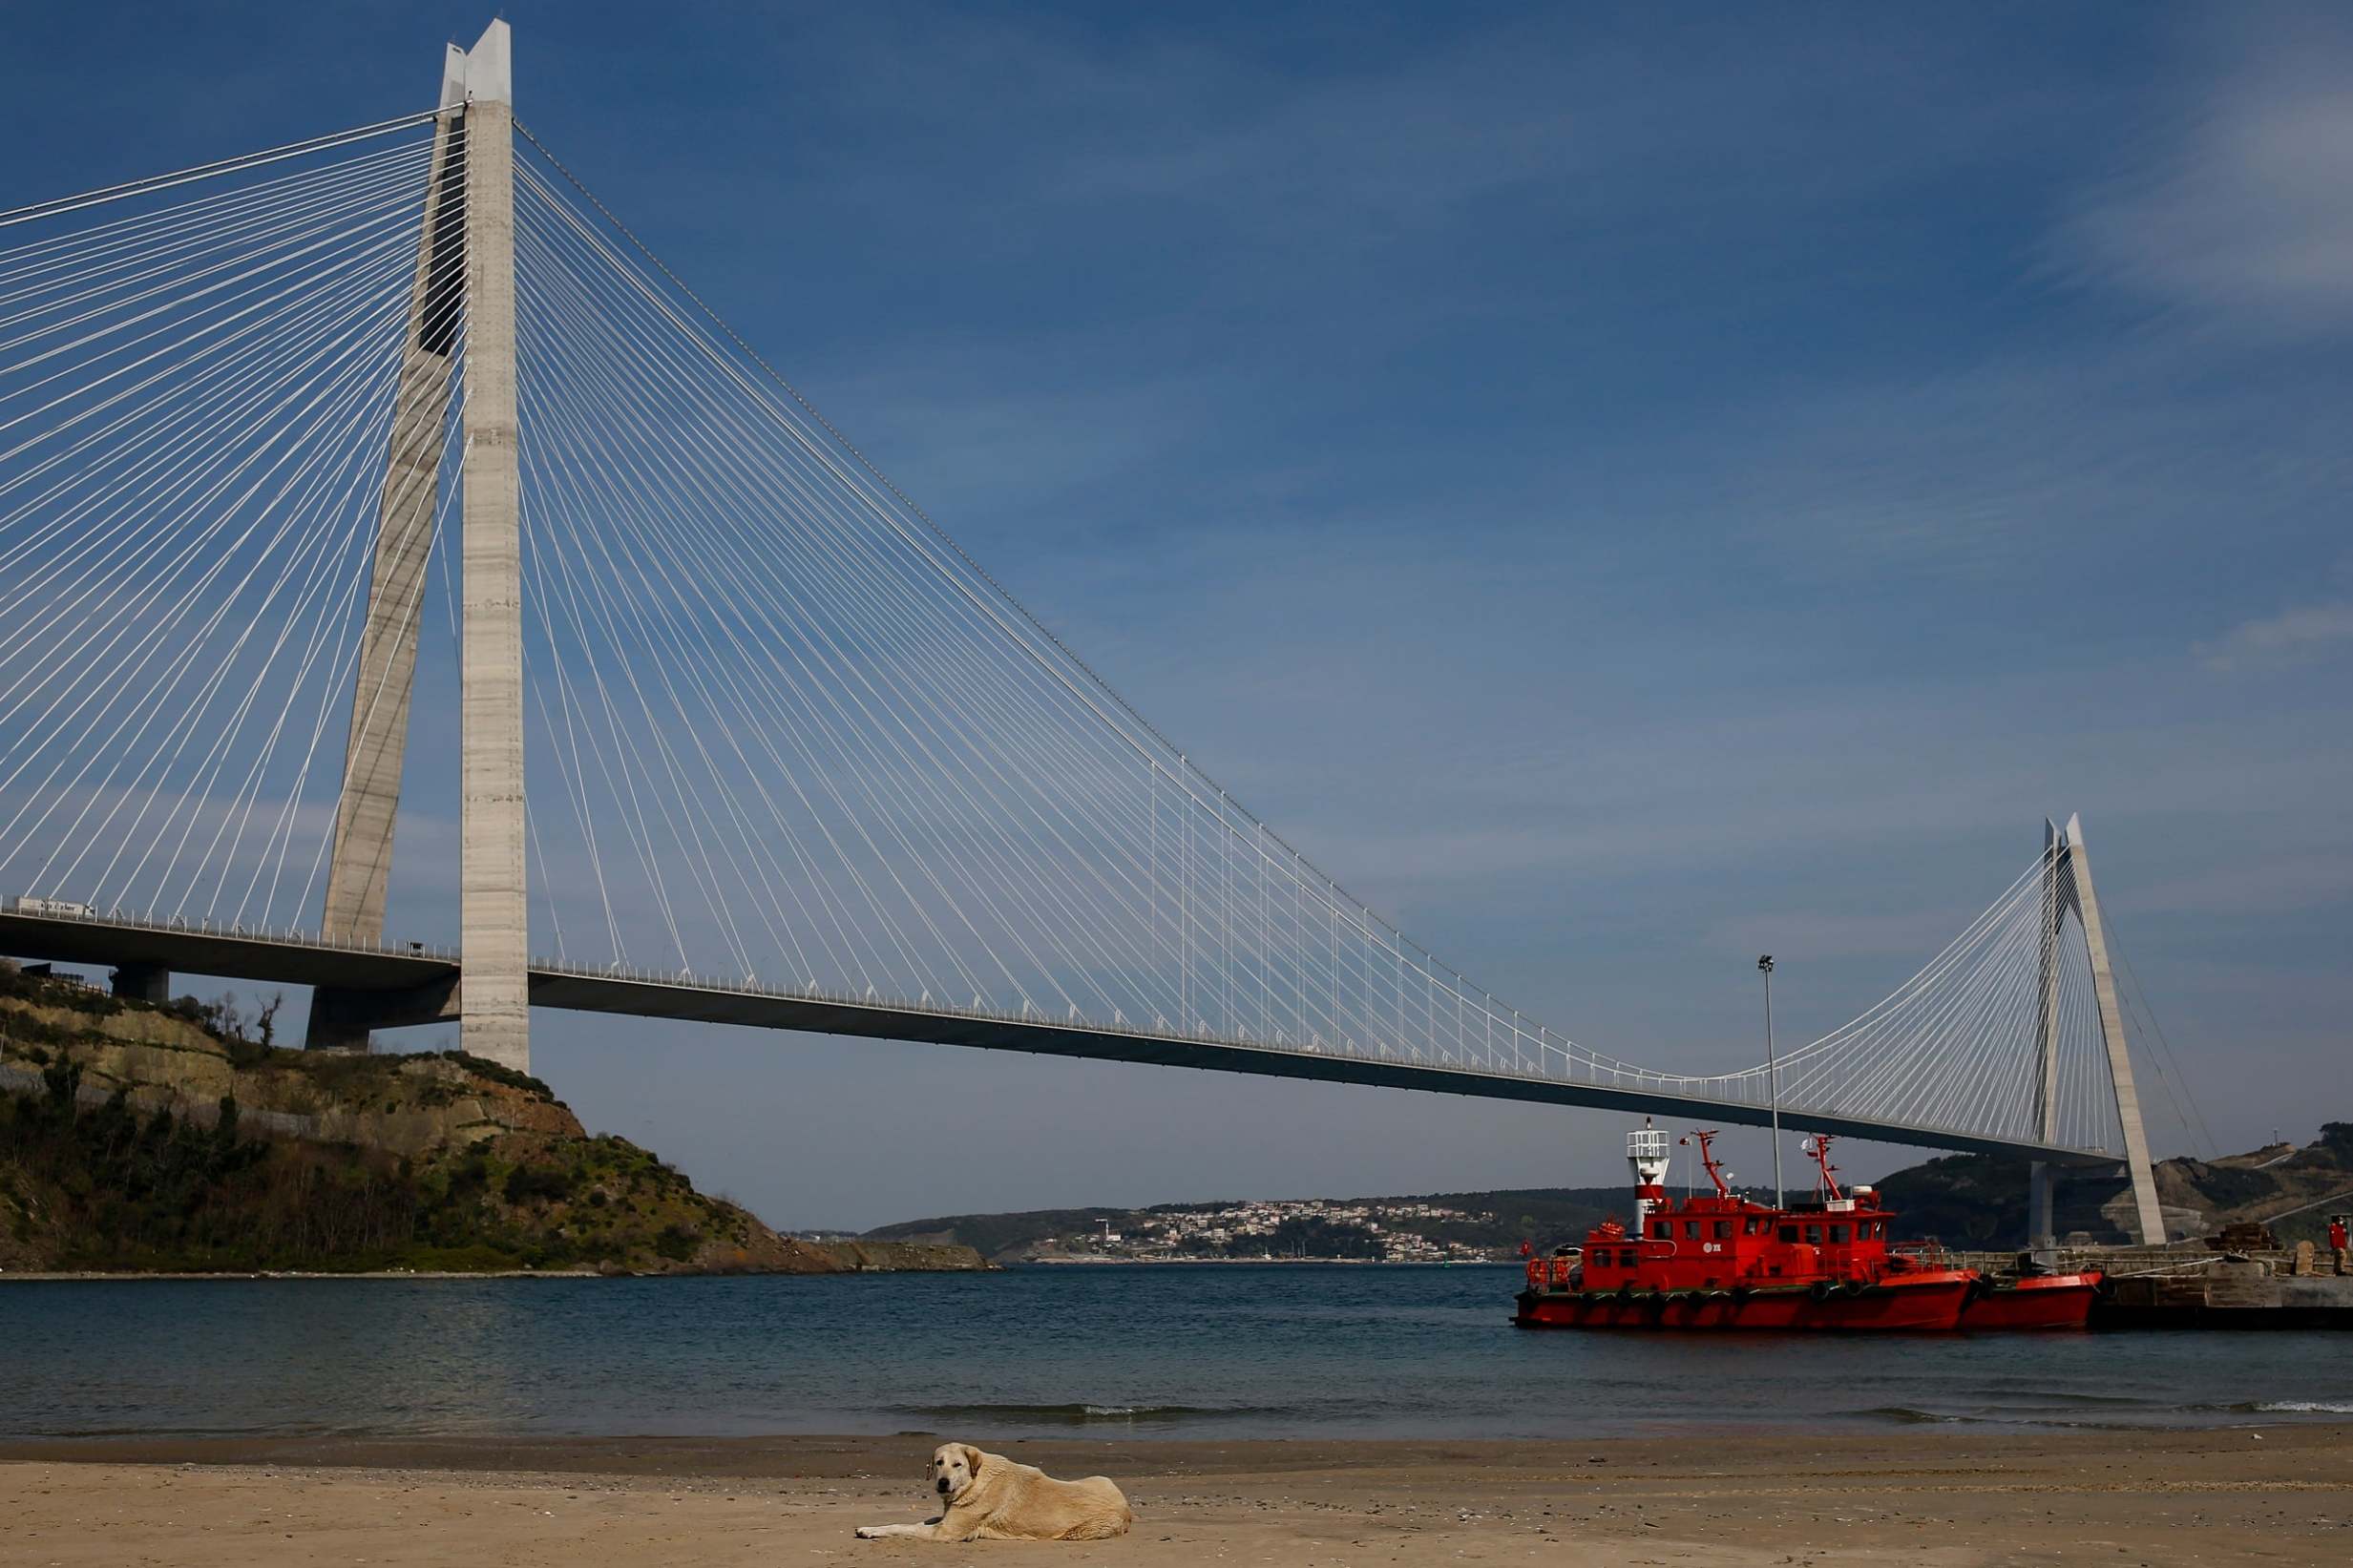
top-left (1742, 1217), bottom-right (1759, 1236)
top-left (1713, 1221), bottom-right (1733, 1240)
top-left (1683, 1221), bottom-right (1700, 1240)
top-left (1777, 1225), bottom-right (1797, 1243)
top-left (1803, 1223), bottom-right (1824, 1244)
top-left (1829, 1223), bottom-right (1850, 1244)
top-left (1650, 1222), bottom-right (1670, 1239)
top-left (1619, 1248), bottom-right (1638, 1267)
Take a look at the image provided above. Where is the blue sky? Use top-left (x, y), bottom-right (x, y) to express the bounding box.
top-left (5, 3), bottom-right (2348, 1227)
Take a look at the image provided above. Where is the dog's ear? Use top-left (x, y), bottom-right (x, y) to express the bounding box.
top-left (961, 1445), bottom-right (985, 1478)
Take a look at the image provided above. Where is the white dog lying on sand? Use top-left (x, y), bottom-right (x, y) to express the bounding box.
top-left (855, 1443), bottom-right (1132, 1542)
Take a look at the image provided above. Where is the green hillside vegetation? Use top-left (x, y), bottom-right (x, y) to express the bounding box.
top-left (863, 1205), bottom-right (1109, 1261)
top-left (0, 964), bottom-right (839, 1275)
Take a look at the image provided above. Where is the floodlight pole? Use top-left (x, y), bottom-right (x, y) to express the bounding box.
top-left (1759, 953), bottom-right (1781, 1206)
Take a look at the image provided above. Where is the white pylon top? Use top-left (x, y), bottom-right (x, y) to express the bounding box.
top-left (441, 19), bottom-right (512, 109)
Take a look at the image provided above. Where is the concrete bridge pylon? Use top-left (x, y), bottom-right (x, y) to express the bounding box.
top-left (307, 20), bottom-right (526, 1073)
top-left (2029, 813), bottom-right (2166, 1247)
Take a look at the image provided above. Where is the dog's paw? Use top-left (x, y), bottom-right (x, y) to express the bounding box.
top-left (853, 1526), bottom-right (885, 1539)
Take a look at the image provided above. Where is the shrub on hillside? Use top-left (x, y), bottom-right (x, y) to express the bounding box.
top-left (440, 1052), bottom-right (553, 1098)
top-left (502, 1162), bottom-right (573, 1204)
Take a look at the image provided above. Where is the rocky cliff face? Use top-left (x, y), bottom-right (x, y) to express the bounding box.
top-left (0, 992), bottom-right (577, 1156)
top-left (1872, 1128), bottom-right (2353, 1251)
top-left (0, 968), bottom-right (852, 1276)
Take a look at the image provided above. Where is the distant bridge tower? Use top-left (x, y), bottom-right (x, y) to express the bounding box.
top-left (307, 20), bottom-right (527, 1072)
top-left (2029, 813), bottom-right (2164, 1246)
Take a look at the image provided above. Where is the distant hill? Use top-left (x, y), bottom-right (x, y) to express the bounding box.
top-left (0, 963), bottom-right (917, 1275)
top-left (869, 1131), bottom-right (2353, 1263)
top-left (1877, 1129), bottom-right (2353, 1250)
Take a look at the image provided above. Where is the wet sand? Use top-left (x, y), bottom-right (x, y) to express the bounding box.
top-left (2, 1424), bottom-right (2346, 1565)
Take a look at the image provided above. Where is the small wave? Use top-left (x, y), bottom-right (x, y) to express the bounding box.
top-left (1843, 1405), bottom-right (2242, 1432)
top-left (2165, 1400), bottom-right (2353, 1416)
top-left (896, 1401), bottom-right (1284, 1426)
top-left (1848, 1406), bottom-right (1964, 1425)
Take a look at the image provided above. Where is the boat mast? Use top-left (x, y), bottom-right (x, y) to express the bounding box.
top-left (1681, 1129), bottom-right (1733, 1199)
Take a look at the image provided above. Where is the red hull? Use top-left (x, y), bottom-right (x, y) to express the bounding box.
top-left (1958, 1272), bottom-right (2102, 1330)
top-left (1515, 1272), bottom-right (1974, 1331)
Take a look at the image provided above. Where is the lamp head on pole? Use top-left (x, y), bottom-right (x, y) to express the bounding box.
top-left (1757, 954), bottom-right (1774, 975)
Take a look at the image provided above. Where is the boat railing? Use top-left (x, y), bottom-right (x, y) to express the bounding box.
top-left (1525, 1256), bottom-right (1580, 1290)
top-left (1889, 1238), bottom-right (1953, 1269)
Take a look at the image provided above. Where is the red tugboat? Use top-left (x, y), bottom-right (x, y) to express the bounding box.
top-left (1517, 1125), bottom-right (2103, 1331)
top-left (1517, 1124), bottom-right (1980, 1331)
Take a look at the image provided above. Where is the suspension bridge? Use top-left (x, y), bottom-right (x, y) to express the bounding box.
top-left (0, 24), bottom-right (2172, 1243)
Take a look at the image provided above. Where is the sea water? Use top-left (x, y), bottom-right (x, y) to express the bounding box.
top-left (1, 1265), bottom-right (2344, 1441)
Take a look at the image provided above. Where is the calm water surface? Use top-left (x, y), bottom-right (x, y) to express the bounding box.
top-left (1, 1265), bottom-right (2343, 1441)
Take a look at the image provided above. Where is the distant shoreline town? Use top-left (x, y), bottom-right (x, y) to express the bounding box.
top-left (1089, 1197), bottom-right (1497, 1262)
top-left (975, 1197), bottom-right (1503, 1265)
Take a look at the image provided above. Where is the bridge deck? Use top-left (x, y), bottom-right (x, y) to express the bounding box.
top-left (0, 911), bottom-right (2118, 1167)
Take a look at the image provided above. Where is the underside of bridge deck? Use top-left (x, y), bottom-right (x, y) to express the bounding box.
top-left (0, 911), bottom-right (2118, 1170)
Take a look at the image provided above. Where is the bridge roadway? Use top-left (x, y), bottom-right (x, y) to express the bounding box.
top-left (0, 909), bottom-right (2117, 1167)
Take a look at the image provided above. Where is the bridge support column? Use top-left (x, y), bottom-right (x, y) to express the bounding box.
top-left (456, 23), bottom-right (530, 1074)
top-left (307, 47), bottom-right (470, 1053)
top-left (111, 964), bottom-right (169, 1006)
top-left (306, 975), bottom-right (462, 1041)
top-left (2028, 817), bottom-right (2063, 1250)
top-left (2062, 814), bottom-right (2165, 1245)
top-left (2028, 1163), bottom-right (2056, 1253)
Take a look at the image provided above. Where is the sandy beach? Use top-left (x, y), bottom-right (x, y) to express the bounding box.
top-left (3, 1424), bottom-right (2345, 1566)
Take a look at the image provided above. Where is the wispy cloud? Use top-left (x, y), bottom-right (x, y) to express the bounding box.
top-left (2056, 12), bottom-right (2353, 333)
top-left (2195, 599), bottom-right (2353, 671)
